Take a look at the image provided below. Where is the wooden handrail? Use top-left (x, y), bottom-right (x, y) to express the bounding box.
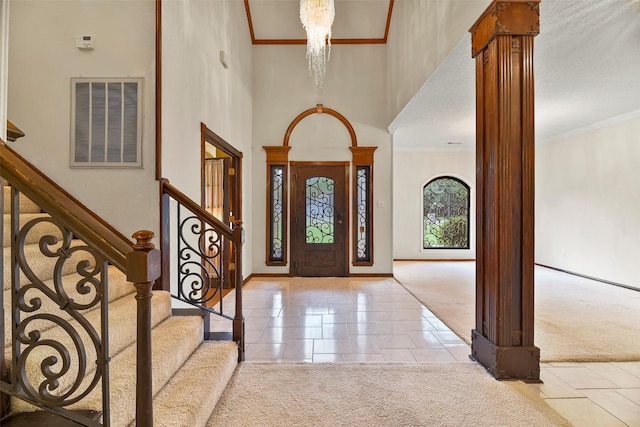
top-left (0, 139), bottom-right (133, 270)
top-left (160, 179), bottom-right (238, 243)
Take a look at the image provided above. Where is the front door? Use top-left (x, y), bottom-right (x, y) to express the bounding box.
top-left (291, 162), bottom-right (348, 276)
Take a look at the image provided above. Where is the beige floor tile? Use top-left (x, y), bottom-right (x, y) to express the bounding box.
top-left (614, 362), bottom-right (640, 379)
top-left (410, 348), bottom-right (458, 363)
top-left (547, 366), bottom-right (620, 389)
top-left (406, 330), bottom-right (446, 349)
top-left (322, 313), bottom-right (351, 324)
top-left (582, 389), bottom-right (640, 426)
top-left (313, 339), bottom-right (352, 354)
top-left (282, 339), bottom-right (314, 359)
top-left (425, 317), bottom-right (453, 331)
top-left (618, 389), bottom-right (640, 406)
top-left (313, 353), bottom-right (345, 363)
top-left (444, 344), bottom-right (473, 363)
top-left (298, 315), bottom-right (323, 327)
top-left (350, 312), bottom-right (376, 323)
top-left (534, 368), bottom-right (585, 399)
top-left (373, 310), bottom-right (426, 321)
top-left (346, 322), bottom-right (380, 335)
top-left (260, 327), bottom-right (287, 343)
top-left (380, 348), bottom-right (417, 363)
top-left (545, 398), bottom-right (627, 427)
top-left (243, 329), bottom-right (264, 344)
top-left (376, 320), bottom-right (435, 334)
top-left (245, 317), bottom-right (272, 331)
top-left (248, 307), bottom-right (282, 318)
top-left (322, 324), bottom-right (349, 339)
top-left (343, 353), bottom-right (386, 363)
top-left (585, 363), bottom-right (640, 388)
top-left (349, 335), bottom-right (381, 354)
top-left (287, 326), bottom-right (324, 339)
top-left (375, 334), bottom-right (416, 349)
top-left (268, 316), bottom-right (300, 327)
top-left (246, 343), bottom-right (285, 360)
top-left (431, 330), bottom-right (467, 345)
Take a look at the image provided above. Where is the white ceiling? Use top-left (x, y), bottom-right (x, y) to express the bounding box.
top-left (246, 1), bottom-right (640, 151)
top-left (390, 0), bottom-right (640, 151)
top-left (247, 0), bottom-right (392, 40)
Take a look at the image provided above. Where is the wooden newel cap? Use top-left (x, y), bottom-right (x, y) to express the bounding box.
top-left (132, 230), bottom-right (156, 250)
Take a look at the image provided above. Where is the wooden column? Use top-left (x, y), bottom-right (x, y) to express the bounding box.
top-left (469, 0), bottom-right (540, 381)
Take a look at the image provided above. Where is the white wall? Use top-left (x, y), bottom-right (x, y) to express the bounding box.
top-left (393, 148), bottom-right (475, 260)
top-left (7, 0), bottom-right (157, 239)
top-left (251, 44), bottom-right (393, 274)
top-left (162, 0), bottom-right (253, 279)
top-left (386, 0), bottom-right (490, 122)
top-left (536, 112), bottom-right (640, 289)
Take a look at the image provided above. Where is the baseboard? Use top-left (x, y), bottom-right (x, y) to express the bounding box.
top-left (535, 263), bottom-right (639, 292)
top-left (348, 273), bottom-right (393, 277)
top-left (245, 272), bottom-right (392, 280)
top-left (394, 259), bottom-right (475, 262)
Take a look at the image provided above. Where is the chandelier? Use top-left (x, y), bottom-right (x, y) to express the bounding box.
top-left (300, 0), bottom-right (335, 93)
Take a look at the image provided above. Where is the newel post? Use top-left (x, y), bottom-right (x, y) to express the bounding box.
top-left (127, 230), bottom-right (161, 426)
top-left (232, 221), bottom-right (245, 362)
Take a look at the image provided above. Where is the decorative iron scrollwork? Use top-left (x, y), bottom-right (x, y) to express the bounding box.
top-left (177, 209), bottom-right (224, 307)
top-left (11, 216), bottom-right (108, 410)
top-left (305, 176), bottom-right (335, 244)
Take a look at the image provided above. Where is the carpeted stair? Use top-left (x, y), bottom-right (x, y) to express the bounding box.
top-left (2, 185), bottom-right (238, 426)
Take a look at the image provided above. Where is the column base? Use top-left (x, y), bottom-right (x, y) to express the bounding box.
top-left (471, 329), bottom-right (541, 382)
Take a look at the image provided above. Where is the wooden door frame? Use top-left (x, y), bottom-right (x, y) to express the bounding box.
top-left (200, 123), bottom-right (243, 288)
top-left (290, 161), bottom-right (350, 277)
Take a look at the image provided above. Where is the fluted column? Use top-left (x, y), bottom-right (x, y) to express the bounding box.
top-left (469, 0), bottom-right (540, 381)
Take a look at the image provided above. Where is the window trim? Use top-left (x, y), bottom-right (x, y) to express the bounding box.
top-left (264, 146), bottom-right (291, 266)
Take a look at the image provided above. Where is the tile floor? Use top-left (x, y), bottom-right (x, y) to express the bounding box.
top-left (211, 276), bottom-right (640, 426)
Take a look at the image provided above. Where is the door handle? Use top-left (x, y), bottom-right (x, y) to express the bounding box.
top-left (337, 212), bottom-right (343, 224)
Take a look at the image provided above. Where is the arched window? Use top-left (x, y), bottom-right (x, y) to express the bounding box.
top-left (423, 177), bottom-right (470, 249)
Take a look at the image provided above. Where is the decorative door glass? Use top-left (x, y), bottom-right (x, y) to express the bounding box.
top-left (305, 176), bottom-right (335, 244)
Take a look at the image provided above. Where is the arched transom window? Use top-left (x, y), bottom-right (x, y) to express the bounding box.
top-left (423, 177), bottom-right (470, 249)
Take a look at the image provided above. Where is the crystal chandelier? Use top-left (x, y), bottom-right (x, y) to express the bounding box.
top-left (300, 0), bottom-right (335, 93)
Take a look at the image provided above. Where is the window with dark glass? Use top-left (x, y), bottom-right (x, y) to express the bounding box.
top-left (423, 177), bottom-right (470, 249)
top-left (269, 165), bottom-right (285, 262)
top-left (354, 166), bottom-right (371, 262)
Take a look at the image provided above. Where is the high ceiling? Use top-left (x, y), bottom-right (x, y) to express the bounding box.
top-left (245, 0), bottom-right (394, 42)
top-left (245, 0), bottom-right (640, 151)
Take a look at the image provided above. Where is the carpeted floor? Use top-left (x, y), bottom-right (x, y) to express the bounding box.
top-left (207, 362), bottom-right (570, 426)
top-left (394, 261), bottom-right (640, 362)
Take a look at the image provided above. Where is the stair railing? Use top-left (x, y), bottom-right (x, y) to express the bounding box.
top-left (0, 139), bottom-right (158, 426)
top-left (159, 178), bottom-right (244, 361)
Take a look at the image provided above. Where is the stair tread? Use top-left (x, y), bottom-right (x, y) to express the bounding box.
top-left (149, 340), bottom-right (238, 427)
top-left (9, 291), bottom-right (173, 416)
top-left (76, 315), bottom-right (205, 427)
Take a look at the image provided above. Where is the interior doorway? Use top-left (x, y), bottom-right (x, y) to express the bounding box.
top-left (201, 123), bottom-right (242, 290)
top-left (290, 162), bottom-right (349, 277)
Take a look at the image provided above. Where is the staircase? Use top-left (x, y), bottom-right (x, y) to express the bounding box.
top-left (1, 141), bottom-right (243, 426)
